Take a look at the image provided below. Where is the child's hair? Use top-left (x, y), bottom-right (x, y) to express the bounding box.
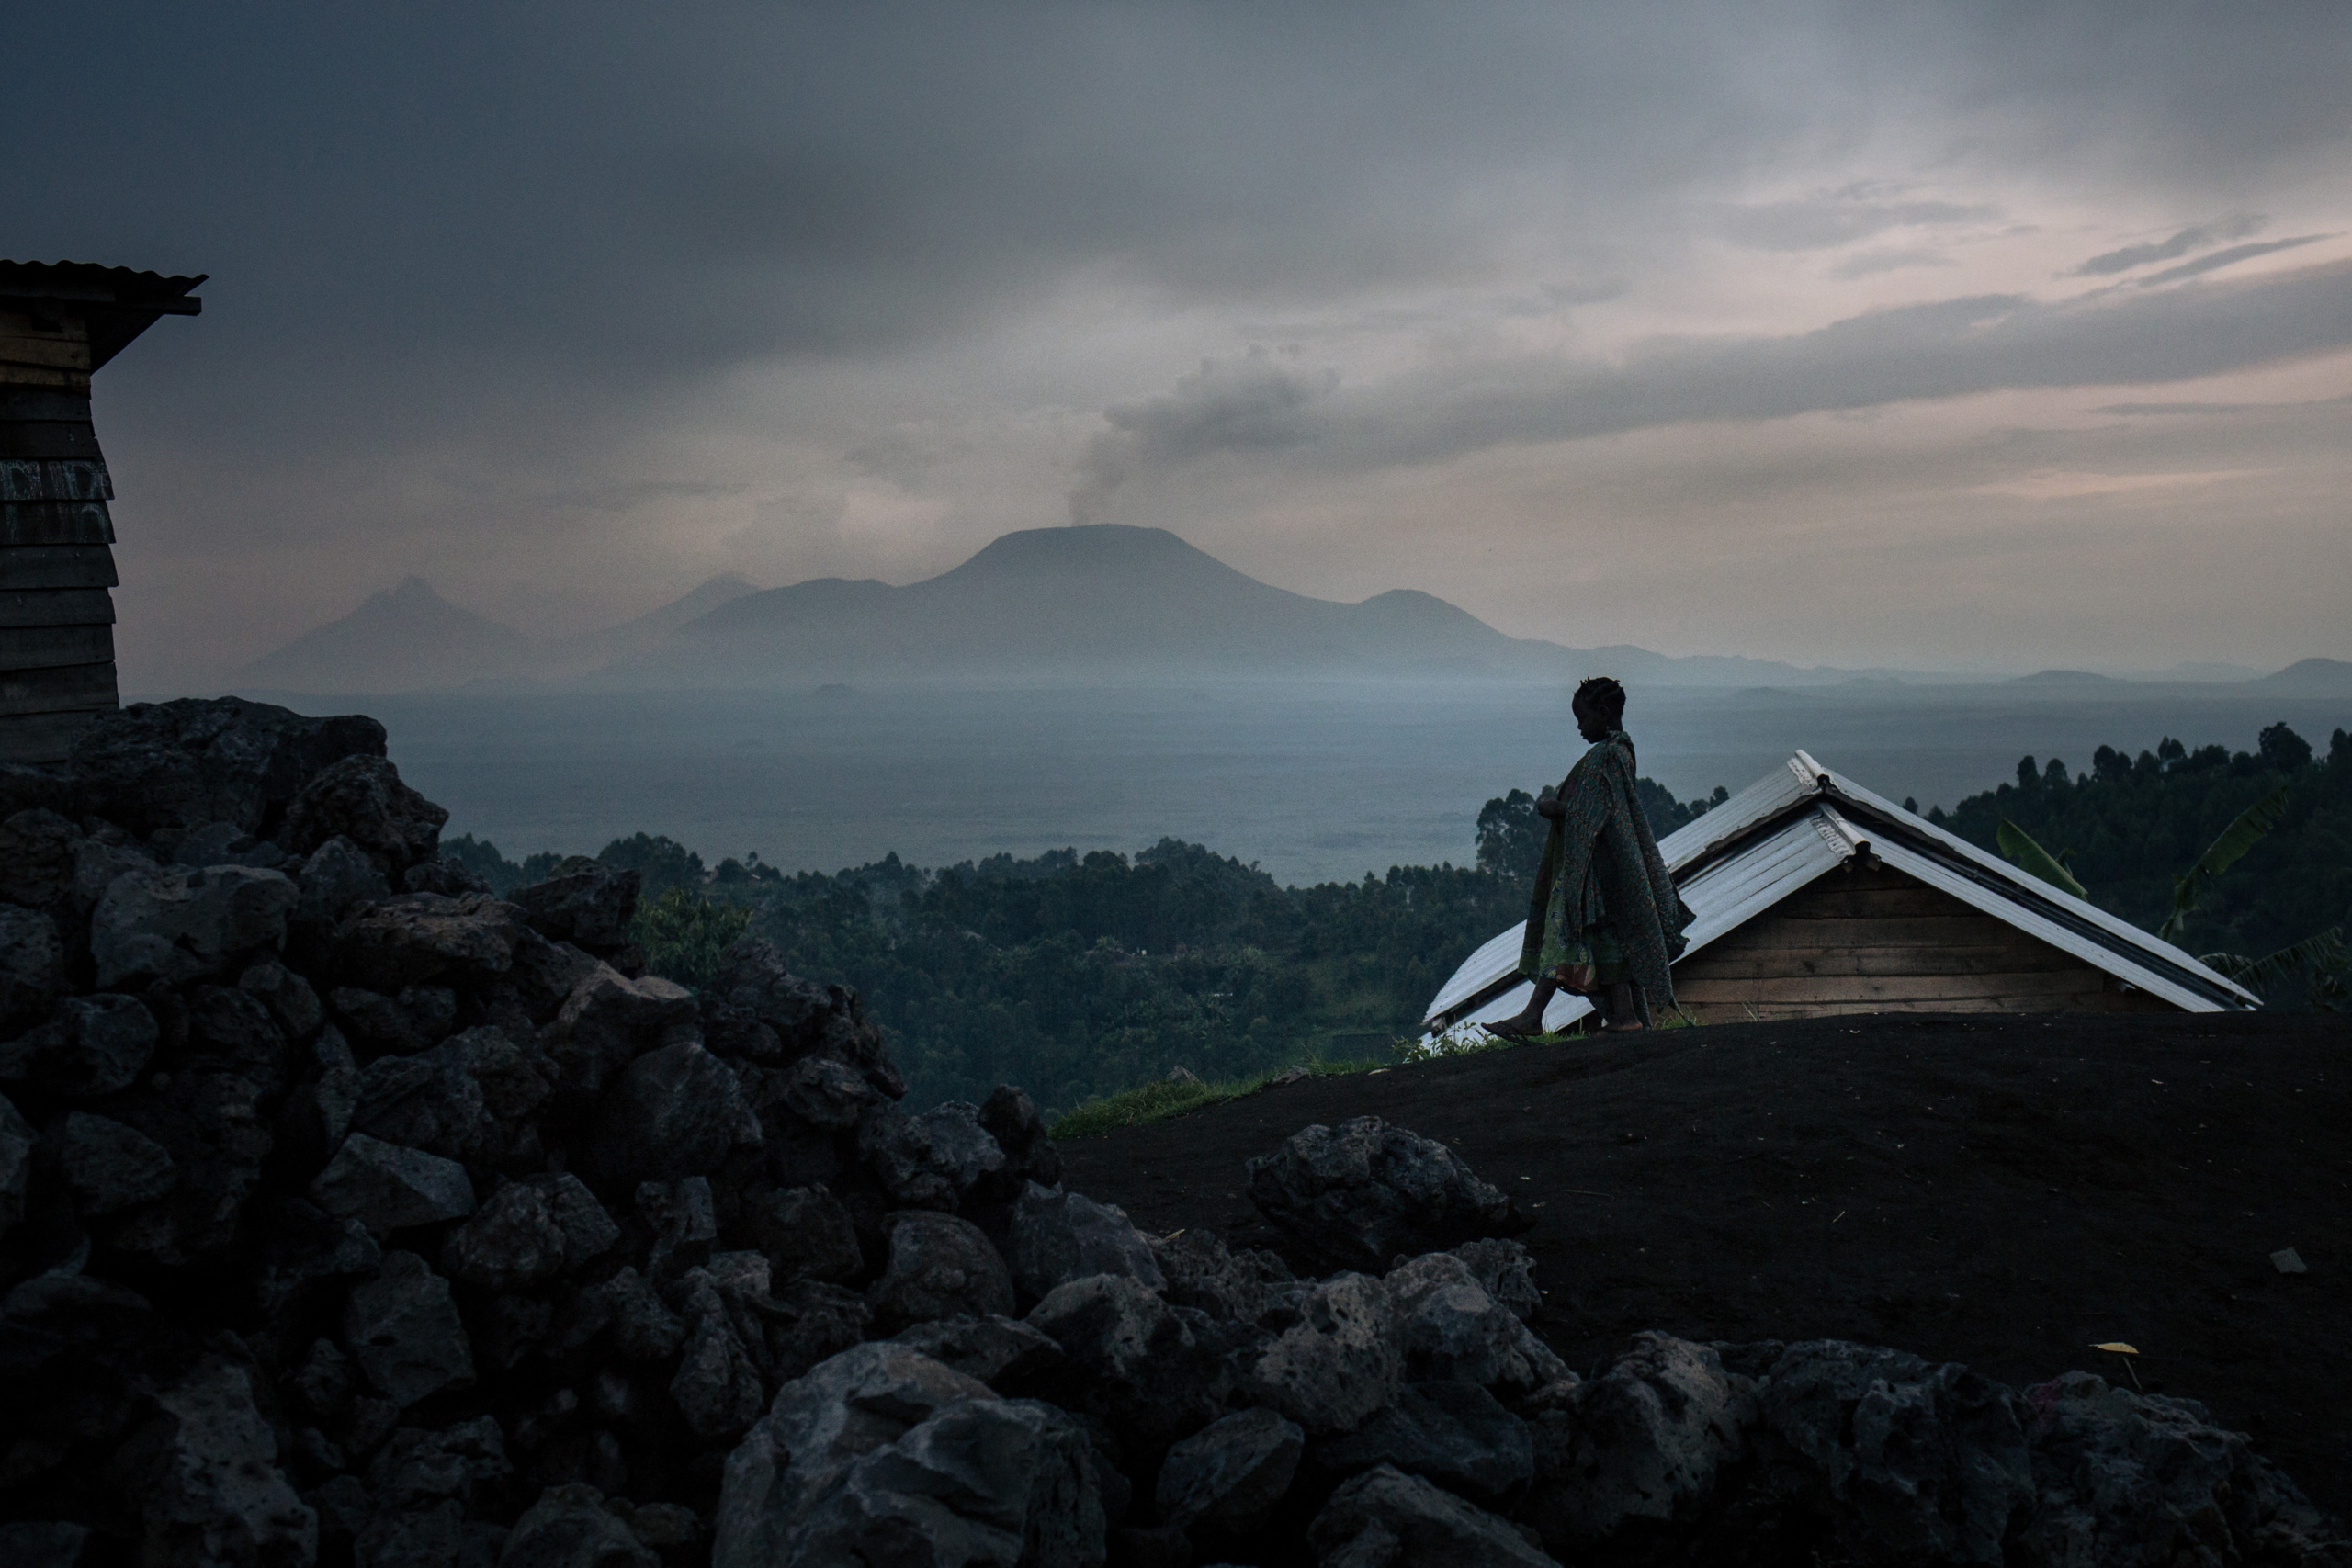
top-left (1575, 675), bottom-right (1626, 727)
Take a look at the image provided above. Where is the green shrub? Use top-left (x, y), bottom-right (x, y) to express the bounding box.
top-left (1048, 1057), bottom-right (1390, 1139)
top-left (633, 886), bottom-right (753, 992)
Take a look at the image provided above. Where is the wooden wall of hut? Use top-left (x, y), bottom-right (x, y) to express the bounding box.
top-left (0, 264), bottom-right (201, 764)
top-left (1668, 863), bottom-right (2177, 1021)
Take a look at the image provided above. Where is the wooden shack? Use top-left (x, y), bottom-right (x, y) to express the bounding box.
top-left (1422, 750), bottom-right (2256, 1035)
top-left (0, 261), bottom-right (203, 763)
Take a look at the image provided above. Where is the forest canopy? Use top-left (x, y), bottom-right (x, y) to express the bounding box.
top-left (444, 721), bottom-right (2348, 1111)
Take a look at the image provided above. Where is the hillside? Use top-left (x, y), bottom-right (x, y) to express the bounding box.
top-left (606, 525), bottom-right (1865, 688)
top-left (1060, 1011), bottom-right (2352, 1514)
top-left (2254, 657), bottom-right (2352, 696)
top-left (1934, 719), bottom-right (2352, 974)
top-left (618, 525), bottom-right (1553, 683)
top-left (243, 525), bottom-right (2347, 693)
top-left (239, 576), bottom-right (541, 692)
top-left (239, 572), bottom-right (759, 694)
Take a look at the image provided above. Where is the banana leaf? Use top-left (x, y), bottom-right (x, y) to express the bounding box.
top-left (1996, 818), bottom-right (2087, 899)
top-left (2159, 784), bottom-right (2290, 942)
top-left (2199, 926), bottom-right (2346, 998)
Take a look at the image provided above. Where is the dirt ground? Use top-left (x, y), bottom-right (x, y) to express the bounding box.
top-left (1059, 1011), bottom-right (2351, 1512)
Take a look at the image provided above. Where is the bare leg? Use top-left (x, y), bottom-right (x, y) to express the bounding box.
top-left (1487, 977), bottom-right (1559, 1038)
top-left (1602, 979), bottom-right (1645, 1032)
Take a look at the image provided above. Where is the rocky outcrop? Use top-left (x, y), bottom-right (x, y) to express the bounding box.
top-left (1244, 1114), bottom-right (1532, 1271)
top-left (0, 698), bottom-right (2339, 1568)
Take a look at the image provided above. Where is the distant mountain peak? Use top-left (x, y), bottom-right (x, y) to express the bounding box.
top-left (243, 575), bottom-right (536, 694)
top-left (2249, 656), bottom-right (2352, 694)
top-left (360, 574), bottom-right (442, 606)
top-left (939, 523), bottom-right (1250, 582)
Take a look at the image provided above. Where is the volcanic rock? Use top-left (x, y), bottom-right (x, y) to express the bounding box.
top-left (510, 858), bottom-right (641, 953)
top-left (784, 1395), bottom-right (1107, 1568)
top-left (291, 836), bottom-right (392, 936)
top-left (867, 1211), bottom-right (1017, 1331)
top-left (668, 1269), bottom-right (769, 1442)
top-left (239, 960), bottom-right (324, 1039)
top-left (0, 905), bottom-right (63, 1032)
top-left (310, 1132), bottom-right (478, 1235)
top-left (1246, 1272), bottom-right (1401, 1437)
top-left (89, 863), bottom-right (298, 990)
top-left (740, 1184), bottom-right (862, 1285)
top-left (0, 807), bottom-right (83, 909)
top-left (64, 696), bottom-right (385, 840)
top-left (366, 1416), bottom-right (510, 1510)
top-left (2018, 1370), bottom-right (2346, 1566)
top-left (1307, 1462), bottom-right (1556, 1567)
top-left (1156, 1406), bottom-right (1304, 1535)
top-left (1521, 1332), bottom-right (1754, 1551)
top-left (544, 965), bottom-right (697, 1096)
top-left (978, 1084), bottom-right (1061, 1190)
top-left (890, 1314), bottom-right (1064, 1393)
top-left (1023, 1274), bottom-right (1226, 1450)
top-left (332, 893), bottom-right (525, 993)
top-left (712, 1343), bottom-right (995, 1568)
top-left (1383, 1250), bottom-right (1566, 1394)
top-left (0, 1522), bottom-right (90, 1568)
top-left (51, 1111), bottom-right (178, 1217)
top-left (0, 992), bottom-right (158, 1099)
top-left (0, 1092), bottom-right (32, 1239)
top-left (770, 1055), bottom-right (879, 1132)
top-left (583, 1042), bottom-right (760, 1198)
top-left (1758, 1339), bottom-right (2032, 1567)
top-left (344, 1251), bottom-right (476, 1408)
top-left (1244, 1116), bottom-right (1526, 1273)
top-left (279, 755), bottom-right (447, 877)
top-left (709, 938), bottom-right (904, 1099)
top-left (442, 1179), bottom-right (594, 1291)
top-left (1449, 1238), bottom-right (1541, 1323)
top-left (1310, 1380), bottom-right (1533, 1507)
top-left (130, 1354), bottom-right (319, 1568)
top-left (1006, 1182), bottom-right (1165, 1304)
top-left (502, 1484), bottom-right (660, 1568)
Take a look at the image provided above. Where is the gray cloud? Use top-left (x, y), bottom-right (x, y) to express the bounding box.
top-left (1079, 260), bottom-right (2352, 493)
top-left (4, 1), bottom-right (2349, 676)
top-left (1724, 189), bottom-right (1999, 252)
top-left (1830, 247), bottom-right (1960, 279)
top-left (1071, 348), bottom-right (1337, 524)
top-left (2074, 216), bottom-right (2264, 276)
top-left (2138, 235), bottom-right (2332, 286)
top-left (2094, 393), bottom-right (2352, 415)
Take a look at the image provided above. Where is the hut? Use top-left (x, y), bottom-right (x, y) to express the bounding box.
top-left (0, 261), bottom-right (204, 763)
top-left (1422, 750), bottom-right (2257, 1034)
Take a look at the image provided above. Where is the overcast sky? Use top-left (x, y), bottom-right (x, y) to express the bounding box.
top-left (12, 2), bottom-right (2352, 683)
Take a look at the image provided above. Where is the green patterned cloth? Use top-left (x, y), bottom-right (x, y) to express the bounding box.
top-left (1518, 729), bottom-right (1694, 1023)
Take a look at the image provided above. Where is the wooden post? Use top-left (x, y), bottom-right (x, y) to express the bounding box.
top-left (0, 263), bottom-right (202, 762)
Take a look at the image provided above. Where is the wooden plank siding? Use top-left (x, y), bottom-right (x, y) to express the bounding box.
top-left (0, 545), bottom-right (119, 590)
top-left (1, 288), bottom-right (131, 761)
top-left (1668, 863), bottom-right (2174, 1021)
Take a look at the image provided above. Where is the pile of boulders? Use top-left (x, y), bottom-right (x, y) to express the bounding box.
top-left (0, 699), bottom-right (2343, 1568)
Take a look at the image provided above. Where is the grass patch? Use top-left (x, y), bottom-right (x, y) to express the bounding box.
top-left (1049, 1057), bottom-right (1394, 1140)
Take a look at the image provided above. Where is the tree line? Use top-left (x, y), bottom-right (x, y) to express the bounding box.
top-left (442, 720), bottom-right (2346, 1112)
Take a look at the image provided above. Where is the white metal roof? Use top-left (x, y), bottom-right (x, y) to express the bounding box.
top-left (1421, 750), bottom-right (2258, 1031)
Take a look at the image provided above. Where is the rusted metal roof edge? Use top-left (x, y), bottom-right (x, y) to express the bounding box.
top-left (1423, 748), bottom-right (2259, 1030)
top-left (1811, 772), bottom-right (2258, 1009)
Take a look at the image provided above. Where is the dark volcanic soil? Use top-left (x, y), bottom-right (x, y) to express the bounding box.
top-left (1060, 1012), bottom-right (2351, 1511)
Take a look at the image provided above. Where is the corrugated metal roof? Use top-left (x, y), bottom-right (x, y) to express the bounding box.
top-left (1420, 749), bottom-right (2257, 1031)
top-left (1, 262), bottom-right (205, 373)
top-left (0, 262), bottom-right (206, 302)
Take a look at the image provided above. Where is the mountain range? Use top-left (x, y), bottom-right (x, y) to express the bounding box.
top-left (240, 572), bottom-right (760, 692)
top-left (236, 525), bottom-right (2352, 696)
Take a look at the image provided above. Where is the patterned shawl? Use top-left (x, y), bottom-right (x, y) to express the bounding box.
top-left (1517, 730), bottom-right (1694, 1019)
